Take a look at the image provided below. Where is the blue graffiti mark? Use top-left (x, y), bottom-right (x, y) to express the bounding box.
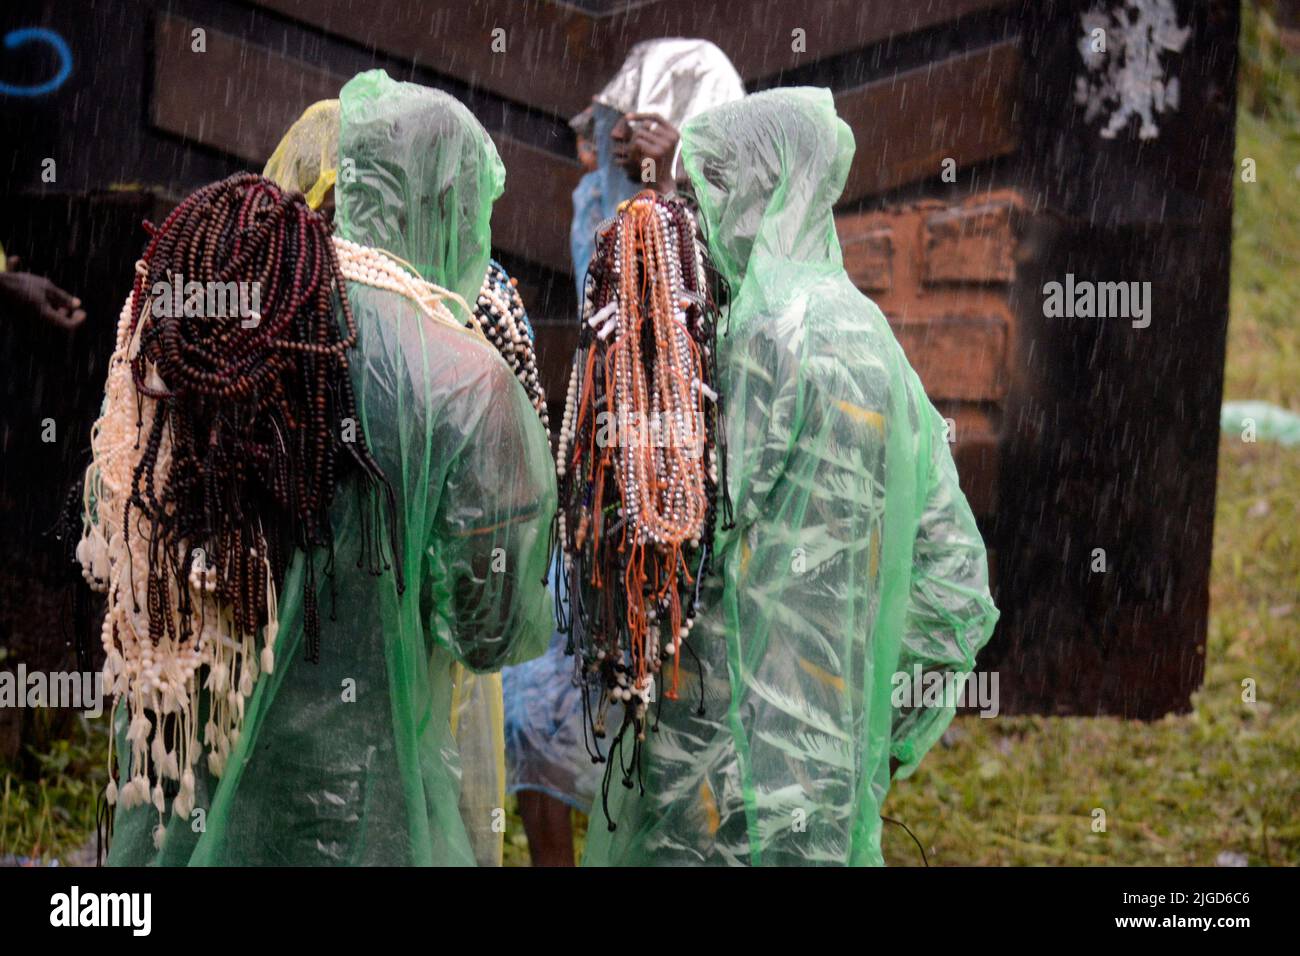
top-left (1, 28), bottom-right (73, 97)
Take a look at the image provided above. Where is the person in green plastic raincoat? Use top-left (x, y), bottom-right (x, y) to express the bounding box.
top-left (262, 96), bottom-right (518, 868)
top-left (107, 70), bottom-right (556, 866)
top-left (582, 87), bottom-right (999, 867)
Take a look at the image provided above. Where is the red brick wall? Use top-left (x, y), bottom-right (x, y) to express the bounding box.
top-left (836, 190), bottom-right (1024, 519)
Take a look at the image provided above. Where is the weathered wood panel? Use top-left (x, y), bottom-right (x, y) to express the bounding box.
top-left (150, 14), bottom-right (581, 273)
top-left (152, 13), bottom-right (1018, 272)
top-left (253, 0), bottom-right (1015, 119)
top-left (152, 14), bottom-right (340, 169)
top-left (834, 41), bottom-right (1021, 202)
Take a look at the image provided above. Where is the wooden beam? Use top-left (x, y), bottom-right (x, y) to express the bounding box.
top-left (150, 13), bottom-right (580, 273)
top-left (494, 139), bottom-right (582, 275)
top-left (834, 40), bottom-right (1020, 204)
top-left (152, 14), bottom-right (341, 169)
top-left (252, 0), bottom-right (1014, 120)
top-left (151, 13), bottom-right (1018, 271)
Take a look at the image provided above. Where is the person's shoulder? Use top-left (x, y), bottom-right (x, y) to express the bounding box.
top-left (755, 279), bottom-right (907, 410)
top-left (361, 283), bottom-right (488, 352)
top-left (745, 280), bottom-right (894, 361)
top-left (420, 318), bottom-right (535, 428)
top-left (428, 320), bottom-right (510, 382)
top-left (351, 284), bottom-right (514, 399)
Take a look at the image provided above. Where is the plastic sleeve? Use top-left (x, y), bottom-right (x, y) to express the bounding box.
top-left (890, 399), bottom-right (999, 778)
top-left (428, 359), bottom-right (557, 673)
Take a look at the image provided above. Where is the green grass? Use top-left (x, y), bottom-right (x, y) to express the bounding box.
top-left (1227, 109), bottom-right (1300, 408)
top-left (0, 715), bottom-right (106, 863)
top-left (878, 436), bottom-right (1300, 866)
top-left (1228, 4), bottom-right (1300, 409)
top-left (879, 423), bottom-right (1300, 865)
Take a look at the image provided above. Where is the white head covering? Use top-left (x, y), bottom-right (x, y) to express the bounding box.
top-left (579, 38), bottom-right (745, 131)
top-left (568, 39), bottom-right (745, 295)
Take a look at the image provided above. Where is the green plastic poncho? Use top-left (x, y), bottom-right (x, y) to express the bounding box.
top-left (108, 70), bottom-right (556, 866)
top-left (262, 96), bottom-right (515, 867)
top-left (582, 87), bottom-right (999, 867)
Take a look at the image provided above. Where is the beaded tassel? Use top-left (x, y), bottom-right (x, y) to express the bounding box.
top-left (78, 175), bottom-right (422, 849)
top-left (556, 191), bottom-right (727, 825)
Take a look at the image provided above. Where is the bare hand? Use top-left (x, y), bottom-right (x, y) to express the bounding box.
top-left (0, 271), bottom-right (86, 329)
top-left (611, 112), bottom-right (681, 194)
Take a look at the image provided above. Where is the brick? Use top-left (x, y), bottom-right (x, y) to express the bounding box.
top-left (922, 198), bottom-right (1020, 286)
top-left (951, 429), bottom-right (1000, 517)
top-left (888, 313), bottom-right (1009, 402)
top-left (840, 222), bottom-right (894, 293)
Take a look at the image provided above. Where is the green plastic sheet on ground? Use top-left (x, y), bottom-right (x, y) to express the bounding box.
top-left (107, 70), bottom-right (556, 865)
top-left (582, 87), bottom-right (999, 866)
top-left (1221, 401), bottom-right (1300, 445)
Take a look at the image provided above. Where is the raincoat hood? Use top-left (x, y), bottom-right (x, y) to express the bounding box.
top-left (263, 99), bottom-right (340, 210)
top-left (586, 38), bottom-right (745, 132)
top-left (569, 40), bottom-right (744, 296)
top-left (681, 86), bottom-right (853, 298)
top-left (337, 70), bottom-right (505, 304)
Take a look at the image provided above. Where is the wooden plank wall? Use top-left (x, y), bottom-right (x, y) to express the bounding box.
top-left (149, 5), bottom-right (1021, 276)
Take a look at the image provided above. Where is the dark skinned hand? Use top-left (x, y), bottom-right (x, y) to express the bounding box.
top-left (0, 269), bottom-right (86, 330)
top-left (611, 111), bottom-right (681, 194)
